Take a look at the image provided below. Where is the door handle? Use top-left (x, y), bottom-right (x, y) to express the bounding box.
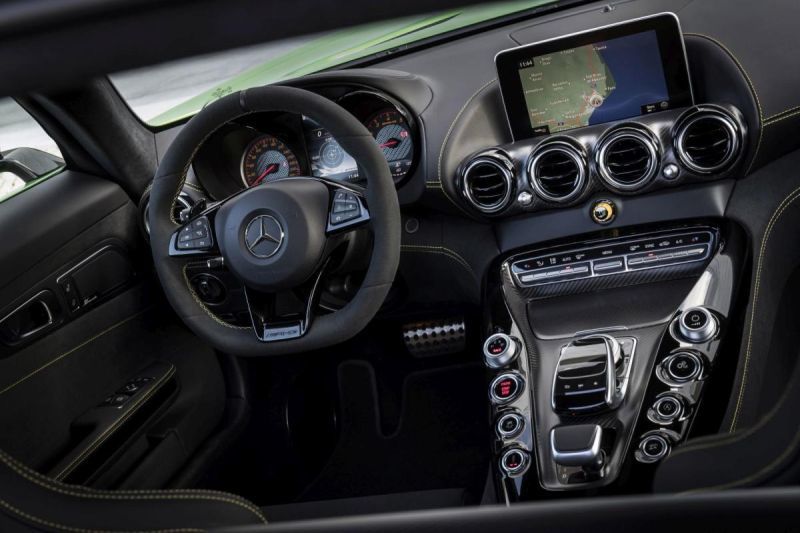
top-left (0, 290), bottom-right (60, 343)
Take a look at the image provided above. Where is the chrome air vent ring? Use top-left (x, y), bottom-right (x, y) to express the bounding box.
top-left (674, 107), bottom-right (741, 174)
top-left (596, 126), bottom-right (660, 192)
top-left (460, 151), bottom-right (515, 214)
top-left (528, 140), bottom-right (587, 203)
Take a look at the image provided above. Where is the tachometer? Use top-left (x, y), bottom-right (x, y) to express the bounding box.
top-left (365, 109), bottom-right (414, 180)
top-left (240, 134), bottom-right (301, 187)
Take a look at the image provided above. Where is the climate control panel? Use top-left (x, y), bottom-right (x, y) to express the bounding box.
top-left (510, 229), bottom-right (714, 289)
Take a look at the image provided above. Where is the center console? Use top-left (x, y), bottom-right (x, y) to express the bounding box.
top-left (484, 223), bottom-right (742, 498)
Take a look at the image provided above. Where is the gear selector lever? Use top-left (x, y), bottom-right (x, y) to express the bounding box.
top-left (553, 334), bottom-right (624, 414)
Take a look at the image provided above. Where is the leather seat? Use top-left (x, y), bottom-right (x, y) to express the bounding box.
top-left (0, 449), bottom-right (266, 531)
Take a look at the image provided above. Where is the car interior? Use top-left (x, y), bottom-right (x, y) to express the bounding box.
top-left (2, 0), bottom-right (800, 531)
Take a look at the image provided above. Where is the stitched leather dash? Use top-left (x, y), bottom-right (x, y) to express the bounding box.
top-left (401, 245), bottom-right (477, 281)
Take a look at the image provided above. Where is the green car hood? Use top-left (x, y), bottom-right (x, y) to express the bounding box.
top-left (149, 0), bottom-right (554, 126)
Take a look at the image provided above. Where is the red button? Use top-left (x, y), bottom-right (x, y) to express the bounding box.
top-left (493, 376), bottom-right (519, 400)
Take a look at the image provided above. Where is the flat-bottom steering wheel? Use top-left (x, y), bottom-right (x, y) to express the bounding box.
top-left (149, 86), bottom-right (401, 357)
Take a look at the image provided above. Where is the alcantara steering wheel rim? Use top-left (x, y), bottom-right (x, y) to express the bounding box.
top-left (148, 85), bottom-right (401, 357)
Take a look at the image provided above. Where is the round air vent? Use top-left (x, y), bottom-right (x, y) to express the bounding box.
top-left (596, 127), bottom-right (660, 192)
top-left (460, 153), bottom-right (514, 214)
top-left (529, 141), bottom-right (586, 203)
top-left (675, 108), bottom-right (740, 174)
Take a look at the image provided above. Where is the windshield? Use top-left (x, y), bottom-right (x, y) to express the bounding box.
top-left (110, 0), bottom-right (557, 127)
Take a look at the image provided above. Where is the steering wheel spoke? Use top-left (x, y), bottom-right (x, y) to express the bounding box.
top-left (243, 258), bottom-right (329, 342)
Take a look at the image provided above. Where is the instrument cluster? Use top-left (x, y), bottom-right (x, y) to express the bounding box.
top-left (192, 89), bottom-right (417, 200)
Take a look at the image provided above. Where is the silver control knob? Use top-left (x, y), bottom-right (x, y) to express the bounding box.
top-left (678, 306), bottom-right (718, 343)
top-left (499, 448), bottom-right (530, 477)
top-left (659, 351), bottom-right (704, 385)
top-left (649, 394), bottom-right (685, 425)
top-left (496, 411), bottom-right (525, 439)
top-left (483, 333), bottom-right (520, 369)
top-left (636, 434), bottom-right (670, 463)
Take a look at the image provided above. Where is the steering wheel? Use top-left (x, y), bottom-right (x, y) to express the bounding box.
top-left (149, 86), bottom-right (401, 357)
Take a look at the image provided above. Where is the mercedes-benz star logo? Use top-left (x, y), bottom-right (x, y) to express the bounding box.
top-left (244, 215), bottom-right (284, 258)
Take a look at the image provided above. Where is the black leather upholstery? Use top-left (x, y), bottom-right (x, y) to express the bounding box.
top-left (0, 449), bottom-right (266, 531)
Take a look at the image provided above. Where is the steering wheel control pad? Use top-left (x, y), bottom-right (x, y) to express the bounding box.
top-left (215, 179), bottom-right (329, 292)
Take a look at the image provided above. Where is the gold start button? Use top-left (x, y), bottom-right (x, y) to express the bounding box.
top-left (591, 199), bottom-right (616, 225)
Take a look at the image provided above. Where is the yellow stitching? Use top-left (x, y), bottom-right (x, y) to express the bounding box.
top-left (679, 414), bottom-right (800, 494)
top-left (435, 78), bottom-right (498, 185)
top-left (730, 185), bottom-right (800, 432)
top-left (55, 366), bottom-right (176, 480)
top-left (0, 311), bottom-right (149, 397)
top-left (667, 351), bottom-right (798, 461)
top-left (684, 33), bottom-right (763, 175)
top-left (401, 245), bottom-right (477, 280)
top-left (0, 454), bottom-right (266, 525)
top-left (181, 182), bottom-right (205, 193)
top-left (0, 450), bottom-right (266, 522)
top-left (181, 264), bottom-right (249, 330)
top-left (431, 79), bottom-right (499, 215)
top-left (764, 107), bottom-right (800, 126)
top-left (0, 499), bottom-right (205, 533)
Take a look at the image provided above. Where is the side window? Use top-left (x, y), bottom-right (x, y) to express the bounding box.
top-left (0, 98), bottom-right (64, 202)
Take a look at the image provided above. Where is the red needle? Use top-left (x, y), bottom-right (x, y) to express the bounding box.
top-left (252, 163), bottom-right (278, 186)
top-left (379, 138), bottom-right (400, 149)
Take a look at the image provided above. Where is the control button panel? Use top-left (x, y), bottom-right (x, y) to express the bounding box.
top-left (101, 376), bottom-right (154, 409)
top-left (330, 190), bottom-right (362, 225)
top-left (490, 372), bottom-right (524, 405)
top-left (176, 216), bottom-right (214, 251)
top-left (510, 230), bottom-right (714, 288)
top-left (499, 448), bottom-right (530, 477)
top-left (483, 333), bottom-right (520, 368)
top-left (58, 276), bottom-right (82, 313)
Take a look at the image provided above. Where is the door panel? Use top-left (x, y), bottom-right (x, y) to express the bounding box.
top-left (0, 171), bottom-right (227, 488)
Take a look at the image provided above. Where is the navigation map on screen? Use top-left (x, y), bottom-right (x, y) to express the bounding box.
top-left (517, 30), bottom-right (670, 135)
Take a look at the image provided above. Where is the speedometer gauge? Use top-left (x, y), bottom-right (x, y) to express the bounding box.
top-left (365, 109), bottom-right (414, 180)
top-left (240, 134), bottom-right (301, 188)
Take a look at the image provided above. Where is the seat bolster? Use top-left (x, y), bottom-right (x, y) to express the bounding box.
top-left (0, 449), bottom-right (266, 531)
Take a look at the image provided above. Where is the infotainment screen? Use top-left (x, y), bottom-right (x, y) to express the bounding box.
top-left (495, 13), bottom-right (693, 139)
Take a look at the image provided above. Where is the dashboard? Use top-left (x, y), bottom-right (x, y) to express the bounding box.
top-left (191, 89), bottom-right (418, 200)
top-left (148, 0), bottom-right (800, 506)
